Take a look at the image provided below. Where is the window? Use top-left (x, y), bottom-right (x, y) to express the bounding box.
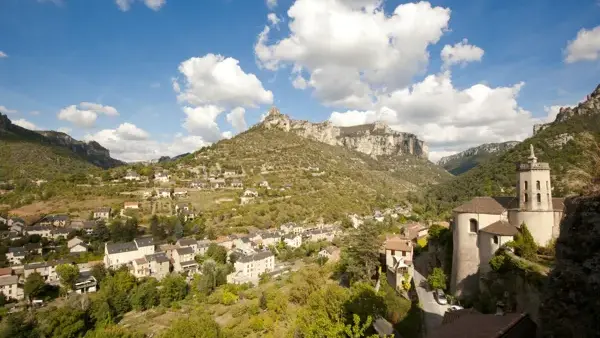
top-left (493, 236), bottom-right (499, 244)
top-left (391, 250), bottom-right (395, 256)
top-left (536, 181), bottom-right (541, 190)
top-left (469, 219), bottom-right (478, 233)
top-left (537, 193), bottom-right (541, 203)
top-left (524, 181), bottom-right (528, 190)
top-left (402, 251), bottom-right (406, 257)
top-left (524, 193), bottom-right (529, 202)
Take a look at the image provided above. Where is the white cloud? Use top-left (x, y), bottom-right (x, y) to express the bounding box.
top-left (13, 119), bottom-right (39, 130)
top-left (57, 102), bottom-right (119, 128)
top-left (255, 0), bottom-right (450, 109)
top-left (115, 122), bottom-right (150, 140)
top-left (175, 53), bottom-right (273, 108)
top-left (267, 13), bottom-right (281, 26)
top-left (58, 105), bottom-right (98, 128)
top-left (0, 105), bottom-right (17, 114)
top-left (79, 102), bottom-right (120, 116)
top-left (57, 127), bottom-right (72, 134)
top-left (565, 25), bottom-right (600, 63)
top-left (116, 0), bottom-right (165, 11)
top-left (182, 105), bottom-right (224, 142)
top-left (543, 104), bottom-right (574, 123)
top-left (440, 38), bottom-right (484, 68)
top-left (329, 72), bottom-right (535, 158)
top-left (221, 131), bottom-right (233, 139)
top-left (85, 126), bottom-right (209, 163)
top-left (0, 51), bottom-right (7, 58)
top-left (226, 107), bottom-right (248, 133)
top-left (266, 0), bottom-right (277, 9)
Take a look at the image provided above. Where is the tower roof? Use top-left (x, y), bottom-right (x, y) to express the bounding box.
top-left (479, 220), bottom-right (519, 236)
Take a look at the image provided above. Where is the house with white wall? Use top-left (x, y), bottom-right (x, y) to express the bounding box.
top-left (172, 247), bottom-right (198, 273)
top-left (103, 237), bottom-right (155, 269)
top-left (227, 251), bottom-right (275, 285)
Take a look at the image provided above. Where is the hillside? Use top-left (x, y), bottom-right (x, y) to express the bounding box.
top-left (438, 141), bottom-right (519, 175)
top-left (418, 84), bottom-right (600, 219)
top-left (0, 114), bottom-right (123, 181)
top-left (179, 121), bottom-right (450, 230)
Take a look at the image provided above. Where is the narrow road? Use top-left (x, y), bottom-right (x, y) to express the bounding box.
top-left (413, 253), bottom-right (450, 335)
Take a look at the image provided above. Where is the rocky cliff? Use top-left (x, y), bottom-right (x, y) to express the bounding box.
top-left (438, 141), bottom-right (519, 175)
top-left (0, 113), bottom-right (123, 168)
top-left (533, 84), bottom-right (600, 136)
top-left (540, 195), bottom-right (600, 337)
top-left (261, 107), bottom-right (428, 159)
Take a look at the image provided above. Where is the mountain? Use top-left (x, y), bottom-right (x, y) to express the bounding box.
top-left (158, 153), bottom-right (191, 163)
top-left (418, 84), bottom-right (600, 218)
top-left (262, 107), bottom-right (428, 159)
top-left (0, 114), bottom-right (123, 180)
top-left (438, 141), bottom-right (519, 175)
top-left (176, 116), bottom-right (450, 230)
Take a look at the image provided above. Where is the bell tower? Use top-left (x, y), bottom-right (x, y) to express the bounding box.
top-left (517, 145), bottom-right (552, 211)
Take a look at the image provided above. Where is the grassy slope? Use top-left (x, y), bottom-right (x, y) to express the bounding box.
top-left (179, 126), bottom-right (451, 231)
top-left (420, 112), bottom-right (600, 218)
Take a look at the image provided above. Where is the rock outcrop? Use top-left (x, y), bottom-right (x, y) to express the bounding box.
top-left (540, 195), bottom-right (600, 338)
top-left (0, 113), bottom-right (123, 168)
top-left (261, 107), bottom-right (428, 159)
top-left (438, 141), bottom-right (519, 175)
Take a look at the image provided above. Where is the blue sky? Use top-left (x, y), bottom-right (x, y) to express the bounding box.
top-left (0, 0), bottom-right (599, 162)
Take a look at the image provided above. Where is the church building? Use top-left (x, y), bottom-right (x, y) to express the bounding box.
top-left (450, 145), bottom-right (564, 297)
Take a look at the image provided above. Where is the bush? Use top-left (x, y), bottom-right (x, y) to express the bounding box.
top-left (426, 267), bottom-right (447, 290)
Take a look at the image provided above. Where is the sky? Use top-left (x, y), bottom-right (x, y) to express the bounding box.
top-left (0, 0), bottom-right (599, 163)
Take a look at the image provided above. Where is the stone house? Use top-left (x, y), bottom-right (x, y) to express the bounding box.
top-left (132, 257), bottom-right (151, 278)
top-left (233, 236), bottom-right (255, 254)
top-left (227, 251), bottom-right (275, 285)
top-left (94, 207), bottom-right (111, 220)
top-left (123, 202), bottom-right (140, 210)
top-left (156, 189), bottom-right (171, 199)
top-left (283, 233), bottom-right (302, 248)
top-left (0, 275), bottom-right (22, 300)
top-left (259, 232), bottom-right (281, 247)
top-left (172, 247), bottom-right (198, 273)
top-left (51, 228), bottom-right (73, 240)
top-left (190, 181), bottom-right (209, 189)
top-left (23, 260), bottom-right (71, 283)
top-left (176, 238), bottom-right (198, 253)
top-left (103, 237), bottom-right (155, 269)
top-left (68, 237), bottom-right (88, 253)
top-left (231, 180), bottom-right (243, 188)
top-left (154, 172), bottom-right (170, 183)
top-left (304, 228), bottom-right (335, 242)
top-left (404, 223), bottom-right (429, 241)
top-left (6, 247), bottom-right (26, 265)
top-left (280, 222), bottom-right (305, 235)
top-left (451, 147), bottom-right (564, 297)
top-left (24, 225), bottom-right (53, 238)
top-left (383, 235), bottom-right (414, 291)
top-left (146, 252), bottom-right (171, 279)
top-left (173, 188), bottom-right (188, 198)
top-left (210, 178), bottom-right (226, 189)
top-left (70, 220), bottom-right (96, 235)
top-left (124, 171), bottom-right (141, 181)
top-left (48, 214), bottom-right (70, 227)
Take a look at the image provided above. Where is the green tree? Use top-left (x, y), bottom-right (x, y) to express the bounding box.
top-left (159, 312), bottom-right (222, 338)
top-left (513, 223), bottom-right (538, 260)
top-left (38, 307), bottom-right (87, 338)
top-left (0, 312), bottom-right (39, 338)
top-left (56, 264), bottom-right (80, 292)
top-left (160, 274), bottom-right (188, 307)
top-left (205, 243), bottom-right (227, 264)
top-left (90, 264), bottom-right (108, 285)
top-left (150, 215), bottom-right (165, 239)
top-left (131, 278), bottom-right (159, 311)
top-left (23, 272), bottom-right (46, 302)
top-left (402, 273), bottom-right (412, 291)
top-left (345, 282), bottom-right (386, 324)
top-left (344, 314), bottom-right (379, 338)
top-left (426, 267), bottom-right (447, 290)
top-left (295, 284), bottom-right (349, 338)
top-left (342, 223), bottom-right (383, 284)
top-left (84, 325), bottom-right (145, 338)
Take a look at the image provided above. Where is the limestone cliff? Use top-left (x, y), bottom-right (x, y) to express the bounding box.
top-left (438, 141), bottom-right (519, 175)
top-left (261, 107), bottom-right (428, 159)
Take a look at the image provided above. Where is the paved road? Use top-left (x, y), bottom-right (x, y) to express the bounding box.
top-left (413, 254), bottom-right (450, 335)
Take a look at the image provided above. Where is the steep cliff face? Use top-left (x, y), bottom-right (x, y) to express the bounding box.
top-left (438, 141), bottom-right (519, 175)
top-left (0, 113), bottom-right (123, 169)
top-left (540, 195), bottom-right (600, 338)
top-left (261, 108), bottom-right (429, 159)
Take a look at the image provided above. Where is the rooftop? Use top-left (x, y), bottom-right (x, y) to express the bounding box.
top-left (106, 242), bottom-right (138, 254)
top-left (176, 247), bottom-right (194, 256)
top-left (384, 236), bottom-right (412, 252)
top-left (428, 310), bottom-right (536, 338)
top-left (479, 220), bottom-right (519, 236)
top-left (0, 275), bottom-right (18, 286)
top-left (146, 252), bottom-right (169, 264)
top-left (134, 237), bottom-right (154, 248)
top-left (177, 238), bottom-right (197, 247)
top-left (453, 197), bottom-right (514, 215)
top-left (237, 250), bottom-right (274, 263)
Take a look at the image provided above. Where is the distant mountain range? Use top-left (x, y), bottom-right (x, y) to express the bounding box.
top-left (438, 141), bottom-right (520, 175)
top-left (0, 114), bottom-right (123, 180)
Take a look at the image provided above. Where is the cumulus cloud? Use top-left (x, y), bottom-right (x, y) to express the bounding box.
top-left (0, 51), bottom-right (7, 58)
top-left (565, 25), bottom-right (600, 63)
top-left (441, 39), bottom-right (484, 68)
top-left (226, 107), bottom-right (248, 132)
top-left (57, 102), bottom-right (119, 128)
top-left (329, 72), bottom-right (535, 159)
top-left (0, 105), bottom-right (17, 114)
top-left (175, 53), bottom-right (273, 108)
top-left (266, 0), bottom-right (277, 9)
top-left (85, 126), bottom-right (209, 163)
top-left (255, 0), bottom-right (450, 109)
top-left (13, 119), bottom-right (39, 130)
top-left (115, 122), bottom-right (150, 140)
top-left (182, 105), bottom-right (224, 142)
top-left (116, 0), bottom-right (165, 11)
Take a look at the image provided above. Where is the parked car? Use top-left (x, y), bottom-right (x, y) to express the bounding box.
top-left (447, 305), bottom-right (464, 312)
top-left (434, 289), bottom-right (448, 305)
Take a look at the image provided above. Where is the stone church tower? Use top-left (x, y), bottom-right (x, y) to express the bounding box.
top-left (450, 146), bottom-right (564, 297)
